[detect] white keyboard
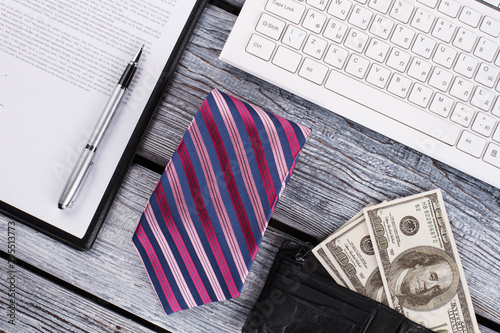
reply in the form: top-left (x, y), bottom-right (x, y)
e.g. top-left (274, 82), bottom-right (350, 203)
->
top-left (220, 0), bottom-right (500, 189)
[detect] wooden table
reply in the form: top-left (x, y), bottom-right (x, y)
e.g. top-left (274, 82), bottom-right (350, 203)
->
top-left (1, 1), bottom-right (499, 332)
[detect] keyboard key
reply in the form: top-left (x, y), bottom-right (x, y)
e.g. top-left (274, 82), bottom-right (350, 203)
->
top-left (412, 34), bottom-right (436, 59)
top-left (453, 28), bottom-right (477, 52)
top-left (344, 28), bottom-right (369, 52)
top-left (345, 54), bottom-right (370, 78)
top-left (411, 8), bottom-right (435, 33)
top-left (417, 0), bottom-right (438, 8)
top-left (365, 38), bottom-right (390, 62)
top-left (483, 143), bottom-right (500, 168)
top-left (369, 14), bottom-right (395, 39)
top-left (387, 73), bottom-right (412, 97)
top-left (480, 16), bottom-right (500, 38)
top-left (474, 38), bottom-right (498, 62)
top-left (458, 7), bottom-right (481, 28)
top-left (408, 57), bottom-right (432, 82)
top-left (454, 53), bottom-right (478, 78)
top-left (282, 26), bottom-right (307, 49)
top-left (303, 35), bottom-right (328, 59)
top-left (438, 0), bottom-right (461, 18)
top-left (265, 0), bottom-right (306, 24)
top-left (323, 19), bottom-right (349, 43)
top-left (324, 71), bottom-right (461, 145)
top-left (246, 34), bottom-right (276, 61)
top-left (492, 98), bottom-right (500, 117)
top-left (457, 131), bottom-right (486, 157)
top-left (450, 77), bottom-right (474, 101)
top-left (302, 9), bottom-right (327, 33)
top-left (433, 44), bottom-right (457, 68)
top-left (430, 93), bottom-right (454, 117)
top-left (256, 13), bottom-right (286, 40)
top-left (328, 0), bottom-right (353, 20)
top-left (429, 67), bottom-right (453, 91)
top-left (475, 63), bottom-right (499, 88)
top-left (391, 24), bottom-right (416, 49)
top-left (307, 0), bottom-right (329, 11)
top-left (390, 1), bottom-right (414, 23)
top-left (451, 103), bottom-right (475, 127)
top-left (299, 58), bottom-right (328, 84)
top-left (273, 46), bottom-right (302, 72)
top-left (324, 45), bottom-right (349, 68)
top-left (472, 112), bottom-right (496, 136)
top-left (369, 0), bottom-right (392, 13)
top-left (493, 124), bottom-right (500, 142)
top-left (409, 83), bottom-right (433, 107)
top-left (432, 18), bottom-right (456, 42)
top-left (386, 48), bottom-right (411, 72)
top-left (471, 87), bottom-right (495, 111)
top-left (349, 5), bottom-right (373, 30)
top-left (366, 63), bottom-right (391, 87)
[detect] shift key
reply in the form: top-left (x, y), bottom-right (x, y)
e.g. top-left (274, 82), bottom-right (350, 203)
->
top-left (265, 0), bottom-right (306, 24)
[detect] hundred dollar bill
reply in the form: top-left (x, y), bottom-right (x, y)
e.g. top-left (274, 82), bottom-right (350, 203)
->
top-left (322, 214), bottom-right (388, 305)
top-left (313, 206), bottom-right (373, 289)
top-left (313, 246), bottom-right (347, 287)
top-left (364, 189), bottom-right (480, 333)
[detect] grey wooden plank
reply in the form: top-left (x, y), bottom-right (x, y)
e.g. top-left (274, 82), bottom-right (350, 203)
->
top-left (221, 0), bottom-right (245, 8)
top-left (0, 3), bottom-right (498, 332)
top-left (478, 324), bottom-right (500, 333)
top-left (0, 256), bottom-right (155, 333)
top-left (135, 3), bottom-right (500, 325)
top-left (0, 163), bottom-right (287, 332)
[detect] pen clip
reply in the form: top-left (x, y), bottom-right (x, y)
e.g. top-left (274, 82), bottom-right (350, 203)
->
top-left (58, 146), bottom-right (95, 209)
top-left (70, 160), bottom-right (94, 208)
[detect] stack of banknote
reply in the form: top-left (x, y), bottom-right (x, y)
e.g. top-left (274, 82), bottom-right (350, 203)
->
top-left (313, 189), bottom-right (480, 333)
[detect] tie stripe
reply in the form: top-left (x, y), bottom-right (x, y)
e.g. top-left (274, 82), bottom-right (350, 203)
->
top-left (165, 164), bottom-right (227, 300)
top-left (133, 89), bottom-right (311, 314)
top-left (189, 120), bottom-right (248, 281)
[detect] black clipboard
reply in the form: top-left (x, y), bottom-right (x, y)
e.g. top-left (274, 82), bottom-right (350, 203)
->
top-left (0, 0), bottom-right (208, 251)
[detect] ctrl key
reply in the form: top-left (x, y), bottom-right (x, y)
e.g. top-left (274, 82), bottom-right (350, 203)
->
top-left (246, 34), bottom-right (276, 61)
top-left (484, 143), bottom-right (500, 169)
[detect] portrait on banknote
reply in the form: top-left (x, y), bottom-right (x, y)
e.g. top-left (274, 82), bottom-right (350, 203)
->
top-left (387, 247), bottom-right (459, 311)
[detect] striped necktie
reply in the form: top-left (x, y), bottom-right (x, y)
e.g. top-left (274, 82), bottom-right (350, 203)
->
top-left (133, 89), bottom-right (311, 314)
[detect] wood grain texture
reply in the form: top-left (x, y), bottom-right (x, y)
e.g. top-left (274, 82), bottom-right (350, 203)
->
top-left (0, 164), bottom-right (288, 332)
top-left (0, 256), bottom-right (155, 332)
top-left (0, 2), bottom-right (498, 332)
top-left (135, 3), bottom-right (500, 325)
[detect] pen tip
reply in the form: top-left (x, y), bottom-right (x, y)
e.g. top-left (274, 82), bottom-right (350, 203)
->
top-left (132, 45), bottom-right (143, 64)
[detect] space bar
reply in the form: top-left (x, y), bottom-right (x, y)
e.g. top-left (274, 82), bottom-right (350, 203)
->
top-left (324, 74), bottom-right (461, 146)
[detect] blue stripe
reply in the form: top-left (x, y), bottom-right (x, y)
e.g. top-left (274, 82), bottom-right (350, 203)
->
top-left (208, 93), bottom-right (267, 245)
top-left (182, 126), bottom-right (244, 288)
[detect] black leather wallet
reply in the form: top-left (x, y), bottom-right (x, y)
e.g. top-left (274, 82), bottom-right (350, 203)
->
top-left (242, 240), bottom-right (434, 333)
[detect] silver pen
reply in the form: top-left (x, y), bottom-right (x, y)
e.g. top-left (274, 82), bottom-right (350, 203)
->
top-left (58, 46), bottom-right (143, 210)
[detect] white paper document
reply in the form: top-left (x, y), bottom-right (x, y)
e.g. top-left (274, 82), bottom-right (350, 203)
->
top-left (0, 0), bottom-right (197, 238)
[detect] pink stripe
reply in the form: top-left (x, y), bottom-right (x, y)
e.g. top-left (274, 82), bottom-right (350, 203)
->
top-left (230, 96), bottom-right (277, 208)
top-left (298, 124), bottom-right (312, 140)
top-left (251, 104), bottom-right (288, 184)
top-left (154, 183), bottom-right (212, 304)
top-left (178, 139), bottom-right (241, 297)
top-left (166, 165), bottom-right (226, 300)
top-left (143, 204), bottom-right (197, 308)
top-left (276, 115), bottom-right (301, 158)
top-left (135, 223), bottom-right (182, 313)
top-left (189, 120), bottom-right (248, 282)
top-left (213, 90), bottom-right (268, 233)
top-left (199, 101), bottom-right (258, 260)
